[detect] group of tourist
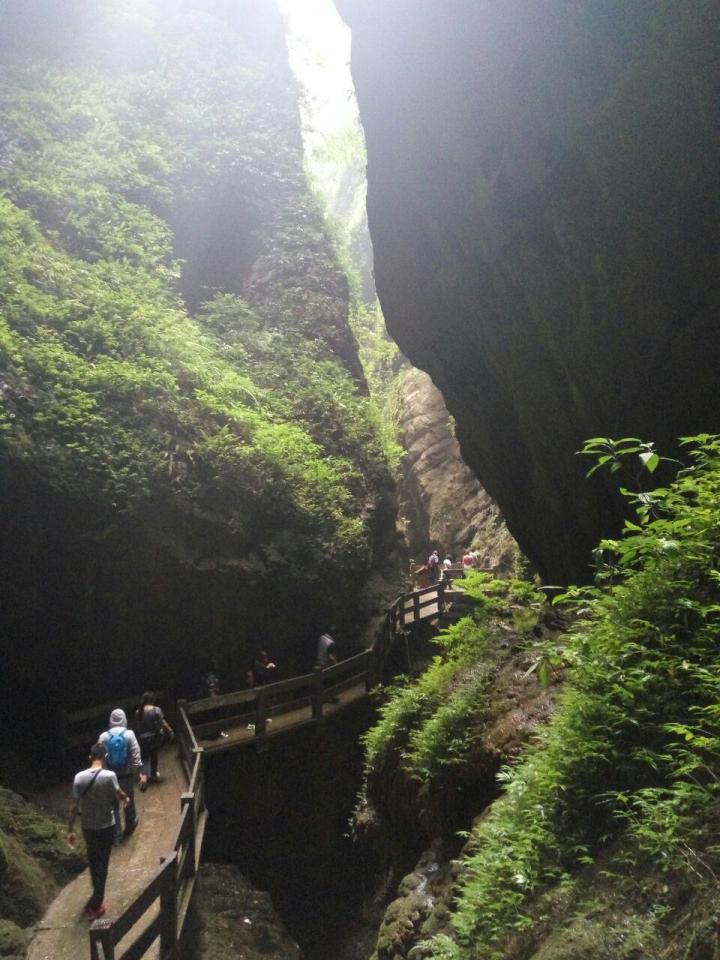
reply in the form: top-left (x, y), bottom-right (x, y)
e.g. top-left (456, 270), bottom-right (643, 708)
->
top-left (423, 547), bottom-right (481, 584)
top-left (69, 632), bottom-right (341, 922)
top-left (67, 693), bottom-right (174, 921)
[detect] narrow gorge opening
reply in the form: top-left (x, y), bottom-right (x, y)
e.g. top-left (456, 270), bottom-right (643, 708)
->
top-left (5, 3), bottom-right (718, 960)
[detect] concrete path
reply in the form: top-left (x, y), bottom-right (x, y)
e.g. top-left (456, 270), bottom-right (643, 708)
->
top-left (29, 745), bottom-right (183, 960)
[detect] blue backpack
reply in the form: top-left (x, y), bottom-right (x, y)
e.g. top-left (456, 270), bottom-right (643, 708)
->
top-left (107, 730), bottom-right (128, 771)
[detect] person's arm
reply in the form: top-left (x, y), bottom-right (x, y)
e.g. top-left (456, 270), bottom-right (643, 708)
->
top-left (67, 796), bottom-right (80, 846)
top-left (127, 731), bottom-right (146, 783)
top-left (161, 718), bottom-right (174, 739)
top-left (110, 770), bottom-right (129, 807)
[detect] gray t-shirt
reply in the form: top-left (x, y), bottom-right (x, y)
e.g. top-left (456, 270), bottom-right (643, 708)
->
top-left (73, 768), bottom-right (119, 831)
top-left (316, 633), bottom-right (336, 667)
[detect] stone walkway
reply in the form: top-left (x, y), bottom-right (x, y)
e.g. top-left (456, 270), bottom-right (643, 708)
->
top-left (28, 745), bottom-right (183, 960)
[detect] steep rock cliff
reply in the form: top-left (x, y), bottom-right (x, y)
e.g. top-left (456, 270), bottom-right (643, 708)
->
top-left (0, 0), bottom-right (397, 743)
top-left (336, 0), bottom-right (720, 582)
top-left (397, 367), bottom-right (517, 569)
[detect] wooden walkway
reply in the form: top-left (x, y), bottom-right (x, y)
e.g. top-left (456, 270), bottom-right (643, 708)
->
top-left (35, 580), bottom-right (462, 960)
top-left (200, 678), bottom-right (367, 753)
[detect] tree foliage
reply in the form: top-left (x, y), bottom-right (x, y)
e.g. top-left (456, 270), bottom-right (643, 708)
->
top-left (0, 1), bottom-right (392, 587)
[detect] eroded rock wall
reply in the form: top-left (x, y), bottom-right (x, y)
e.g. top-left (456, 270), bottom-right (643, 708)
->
top-left (397, 366), bottom-right (517, 570)
top-left (336, 0), bottom-right (720, 582)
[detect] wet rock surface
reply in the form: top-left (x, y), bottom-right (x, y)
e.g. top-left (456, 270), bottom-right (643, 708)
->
top-left (183, 864), bottom-right (302, 960)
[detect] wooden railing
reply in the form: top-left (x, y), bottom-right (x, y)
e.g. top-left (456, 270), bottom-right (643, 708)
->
top-left (64, 692), bottom-right (169, 752)
top-left (80, 579), bottom-right (455, 959)
top-left (182, 649), bottom-right (374, 741)
top-left (387, 579), bottom-right (449, 635)
top-left (181, 581), bottom-right (461, 744)
top-left (89, 704), bottom-right (205, 960)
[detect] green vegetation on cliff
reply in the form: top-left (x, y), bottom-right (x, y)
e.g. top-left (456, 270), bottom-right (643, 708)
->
top-left (0, 788), bottom-right (83, 956)
top-left (0, 0), bottom-right (396, 701)
top-left (365, 576), bottom-right (545, 784)
top-left (378, 436), bottom-right (720, 960)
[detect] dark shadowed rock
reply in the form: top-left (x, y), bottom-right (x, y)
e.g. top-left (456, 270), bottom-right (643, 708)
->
top-left (336, 0), bottom-right (720, 582)
top-left (183, 864), bottom-right (302, 960)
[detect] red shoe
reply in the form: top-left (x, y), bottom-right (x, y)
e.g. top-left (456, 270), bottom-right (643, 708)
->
top-left (86, 903), bottom-right (107, 921)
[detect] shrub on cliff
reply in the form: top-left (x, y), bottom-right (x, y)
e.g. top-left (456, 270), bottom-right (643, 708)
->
top-left (0, 2), bottom-right (390, 593)
top-left (425, 436), bottom-right (720, 959)
top-left (363, 575), bottom-right (546, 782)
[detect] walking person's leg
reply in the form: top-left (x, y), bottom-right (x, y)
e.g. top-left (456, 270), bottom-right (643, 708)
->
top-left (93, 825), bottom-right (114, 908)
top-left (150, 740), bottom-right (159, 780)
top-left (84, 826), bottom-right (114, 912)
top-left (139, 739), bottom-right (151, 789)
top-left (122, 775), bottom-right (138, 836)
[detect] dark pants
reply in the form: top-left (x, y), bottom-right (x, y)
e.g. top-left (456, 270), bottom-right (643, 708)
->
top-left (112, 774), bottom-right (137, 843)
top-left (139, 736), bottom-right (159, 779)
top-left (83, 825), bottom-right (114, 910)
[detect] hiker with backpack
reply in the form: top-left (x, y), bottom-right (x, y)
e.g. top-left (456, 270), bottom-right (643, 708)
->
top-left (67, 741), bottom-right (129, 920)
top-left (99, 708), bottom-right (145, 844)
top-left (135, 692), bottom-right (174, 789)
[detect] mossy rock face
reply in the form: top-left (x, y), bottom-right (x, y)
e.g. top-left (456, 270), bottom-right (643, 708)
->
top-left (528, 911), bottom-right (659, 960)
top-left (184, 864), bottom-right (302, 960)
top-left (0, 788), bottom-right (83, 885)
top-left (0, 920), bottom-right (28, 959)
top-left (0, 787), bottom-right (84, 927)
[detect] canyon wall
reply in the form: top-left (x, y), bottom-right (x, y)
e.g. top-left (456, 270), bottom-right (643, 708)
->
top-left (397, 366), bottom-right (517, 570)
top-left (336, 0), bottom-right (720, 582)
top-left (0, 0), bottom-right (397, 745)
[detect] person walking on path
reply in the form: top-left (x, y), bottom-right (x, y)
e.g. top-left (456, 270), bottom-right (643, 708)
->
top-left (316, 628), bottom-right (339, 703)
top-left (67, 742), bottom-right (129, 920)
top-left (316, 629), bottom-right (338, 668)
top-left (252, 650), bottom-right (277, 686)
top-left (99, 708), bottom-right (145, 844)
top-left (427, 549), bottom-right (440, 583)
top-left (462, 550), bottom-right (476, 577)
top-left (135, 693), bottom-right (174, 789)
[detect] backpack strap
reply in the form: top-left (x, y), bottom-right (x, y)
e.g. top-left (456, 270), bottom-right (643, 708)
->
top-left (80, 769), bottom-right (102, 798)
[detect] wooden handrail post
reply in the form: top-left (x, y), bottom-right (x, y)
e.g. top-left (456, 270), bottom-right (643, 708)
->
top-left (181, 792), bottom-right (197, 878)
top-left (311, 666), bottom-right (324, 724)
top-left (413, 591), bottom-right (420, 621)
top-left (438, 580), bottom-right (446, 614)
top-left (160, 854), bottom-right (178, 958)
top-left (255, 689), bottom-right (267, 738)
top-left (90, 919), bottom-right (115, 960)
top-left (176, 700), bottom-right (189, 767)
